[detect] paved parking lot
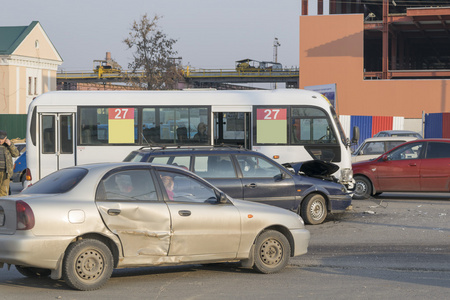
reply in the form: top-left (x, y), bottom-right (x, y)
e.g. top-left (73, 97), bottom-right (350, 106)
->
top-left (2, 186), bottom-right (449, 298)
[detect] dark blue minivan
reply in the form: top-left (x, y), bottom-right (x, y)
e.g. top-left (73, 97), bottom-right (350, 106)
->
top-left (124, 146), bottom-right (352, 225)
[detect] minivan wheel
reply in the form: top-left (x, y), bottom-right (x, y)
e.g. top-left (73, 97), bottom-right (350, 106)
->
top-left (353, 176), bottom-right (372, 199)
top-left (301, 194), bottom-right (327, 225)
top-left (62, 239), bottom-right (114, 291)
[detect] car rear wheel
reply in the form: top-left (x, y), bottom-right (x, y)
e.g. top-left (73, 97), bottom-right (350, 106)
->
top-left (62, 239), bottom-right (114, 291)
top-left (301, 194), bottom-right (327, 225)
top-left (353, 176), bottom-right (372, 199)
top-left (253, 230), bottom-right (290, 274)
top-left (15, 265), bottom-right (51, 278)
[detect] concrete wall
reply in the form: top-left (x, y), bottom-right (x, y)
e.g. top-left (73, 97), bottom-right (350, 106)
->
top-left (299, 14), bottom-right (450, 119)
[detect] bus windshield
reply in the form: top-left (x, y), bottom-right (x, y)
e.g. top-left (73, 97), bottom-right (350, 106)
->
top-left (330, 106), bottom-right (348, 146)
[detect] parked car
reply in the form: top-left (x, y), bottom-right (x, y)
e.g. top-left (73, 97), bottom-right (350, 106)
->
top-left (0, 162), bottom-right (310, 291)
top-left (352, 139), bottom-right (450, 199)
top-left (352, 136), bottom-right (418, 163)
top-left (11, 151), bottom-right (26, 185)
top-left (372, 130), bottom-right (422, 139)
top-left (11, 142), bottom-right (26, 163)
top-left (124, 146), bottom-right (352, 225)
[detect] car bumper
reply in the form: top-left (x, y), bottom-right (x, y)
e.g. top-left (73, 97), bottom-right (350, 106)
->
top-left (329, 194), bottom-right (352, 212)
top-left (0, 233), bottom-right (74, 270)
top-left (291, 228), bottom-right (310, 257)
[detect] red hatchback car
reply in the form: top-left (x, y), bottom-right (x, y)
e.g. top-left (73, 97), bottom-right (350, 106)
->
top-left (352, 139), bottom-right (450, 199)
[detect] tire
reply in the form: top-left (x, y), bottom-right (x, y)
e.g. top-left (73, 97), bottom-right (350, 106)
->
top-left (300, 194), bottom-right (327, 225)
top-left (253, 230), bottom-right (290, 274)
top-left (62, 239), bottom-right (114, 291)
top-left (15, 265), bottom-right (51, 278)
top-left (353, 176), bottom-right (372, 200)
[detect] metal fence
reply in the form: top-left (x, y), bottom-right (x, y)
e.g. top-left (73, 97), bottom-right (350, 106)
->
top-left (0, 114), bottom-right (27, 139)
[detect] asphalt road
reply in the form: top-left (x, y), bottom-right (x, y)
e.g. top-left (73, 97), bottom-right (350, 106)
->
top-left (1, 188), bottom-right (449, 299)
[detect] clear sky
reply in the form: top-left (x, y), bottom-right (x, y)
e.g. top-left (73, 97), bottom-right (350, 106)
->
top-left (1, 0), bottom-right (301, 72)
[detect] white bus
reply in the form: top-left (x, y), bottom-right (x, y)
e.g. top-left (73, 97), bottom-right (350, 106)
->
top-left (25, 89), bottom-right (355, 187)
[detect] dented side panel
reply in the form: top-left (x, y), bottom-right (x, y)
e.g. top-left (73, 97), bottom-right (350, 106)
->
top-left (96, 201), bottom-right (171, 257)
top-left (167, 202), bottom-right (241, 259)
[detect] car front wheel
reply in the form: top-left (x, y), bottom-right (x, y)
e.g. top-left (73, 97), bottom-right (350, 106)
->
top-left (353, 176), bottom-right (372, 199)
top-left (301, 194), bottom-right (327, 225)
top-left (62, 239), bottom-right (114, 291)
top-left (253, 230), bottom-right (290, 274)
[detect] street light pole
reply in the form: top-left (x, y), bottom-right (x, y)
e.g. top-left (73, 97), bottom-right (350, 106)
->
top-left (273, 38), bottom-right (281, 89)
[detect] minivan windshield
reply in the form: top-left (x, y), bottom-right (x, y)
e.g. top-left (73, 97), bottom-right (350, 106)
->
top-left (21, 168), bottom-right (88, 194)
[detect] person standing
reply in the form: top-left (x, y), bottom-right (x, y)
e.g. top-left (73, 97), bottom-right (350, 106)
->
top-left (0, 130), bottom-right (20, 196)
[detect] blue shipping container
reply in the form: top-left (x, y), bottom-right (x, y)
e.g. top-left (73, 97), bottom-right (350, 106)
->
top-left (350, 116), bottom-right (372, 149)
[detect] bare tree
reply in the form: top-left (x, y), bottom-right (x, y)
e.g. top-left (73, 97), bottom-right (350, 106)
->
top-left (123, 14), bottom-right (183, 90)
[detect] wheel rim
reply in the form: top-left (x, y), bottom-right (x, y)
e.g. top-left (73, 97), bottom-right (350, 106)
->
top-left (355, 180), bottom-right (367, 197)
top-left (75, 249), bottom-right (105, 281)
top-left (310, 198), bottom-right (325, 220)
top-left (259, 238), bottom-right (283, 266)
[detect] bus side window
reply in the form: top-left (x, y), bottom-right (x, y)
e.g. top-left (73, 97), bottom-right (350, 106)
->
top-left (81, 126), bottom-right (91, 144)
top-left (43, 128), bottom-right (55, 153)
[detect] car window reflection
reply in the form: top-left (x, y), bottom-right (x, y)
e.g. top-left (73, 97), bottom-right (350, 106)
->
top-left (157, 170), bottom-right (217, 203)
top-left (387, 143), bottom-right (423, 161)
top-left (96, 170), bottom-right (157, 201)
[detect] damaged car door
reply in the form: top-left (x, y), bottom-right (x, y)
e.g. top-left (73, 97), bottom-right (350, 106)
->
top-left (156, 168), bottom-right (241, 260)
top-left (95, 168), bottom-right (171, 260)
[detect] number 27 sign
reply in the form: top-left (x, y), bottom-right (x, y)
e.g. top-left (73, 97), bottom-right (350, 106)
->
top-left (108, 108), bottom-right (134, 143)
top-left (257, 108), bottom-right (287, 120)
top-left (256, 108), bottom-right (287, 144)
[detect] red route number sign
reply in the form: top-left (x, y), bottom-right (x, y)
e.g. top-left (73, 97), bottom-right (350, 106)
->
top-left (256, 108), bottom-right (287, 120)
top-left (108, 108), bottom-right (134, 120)
top-left (256, 108), bottom-right (287, 144)
top-left (108, 108), bottom-right (135, 143)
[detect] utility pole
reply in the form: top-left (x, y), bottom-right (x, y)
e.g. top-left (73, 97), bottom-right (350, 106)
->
top-left (273, 37), bottom-right (281, 89)
top-left (273, 37), bottom-right (280, 63)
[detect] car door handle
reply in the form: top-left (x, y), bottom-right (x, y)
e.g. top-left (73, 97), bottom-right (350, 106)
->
top-left (245, 183), bottom-right (257, 188)
top-left (107, 209), bottom-right (121, 216)
top-left (409, 163), bottom-right (417, 166)
top-left (178, 210), bottom-right (191, 216)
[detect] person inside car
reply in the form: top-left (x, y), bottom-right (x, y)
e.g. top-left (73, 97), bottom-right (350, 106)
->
top-left (161, 175), bottom-right (174, 200)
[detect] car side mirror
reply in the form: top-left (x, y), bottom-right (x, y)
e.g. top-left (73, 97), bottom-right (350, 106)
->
top-left (275, 172), bottom-right (286, 181)
top-left (219, 192), bottom-right (228, 204)
top-left (381, 154), bottom-right (388, 161)
top-left (352, 126), bottom-right (360, 144)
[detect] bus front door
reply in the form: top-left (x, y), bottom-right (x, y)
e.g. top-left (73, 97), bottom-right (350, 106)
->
top-left (213, 112), bottom-right (251, 149)
top-left (39, 113), bottom-right (75, 179)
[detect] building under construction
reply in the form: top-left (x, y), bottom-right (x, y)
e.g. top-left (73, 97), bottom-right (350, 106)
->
top-left (300, 0), bottom-right (450, 133)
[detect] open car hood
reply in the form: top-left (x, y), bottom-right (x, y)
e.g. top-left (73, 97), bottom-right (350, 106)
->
top-left (283, 160), bottom-right (340, 177)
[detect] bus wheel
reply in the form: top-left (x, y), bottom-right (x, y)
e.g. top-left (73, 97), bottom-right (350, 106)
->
top-left (301, 194), bottom-right (327, 225)
top-left (353, 176), bottom-right (372, 200)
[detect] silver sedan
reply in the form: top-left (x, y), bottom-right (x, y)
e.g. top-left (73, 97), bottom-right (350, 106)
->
top-left (0, 162), bottom-right (310, 291)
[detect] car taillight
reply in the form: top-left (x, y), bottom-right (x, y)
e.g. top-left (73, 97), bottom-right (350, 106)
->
top-left (25, 168), bottom-right (32, 181)
top-left (16, 200), bottom-right (35, 230)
